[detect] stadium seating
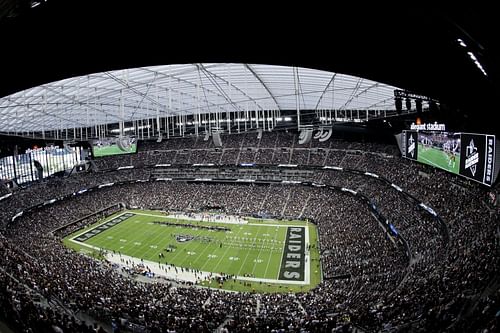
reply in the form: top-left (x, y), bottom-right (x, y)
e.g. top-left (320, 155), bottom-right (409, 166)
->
top-left (0, 135), bottom-right (498, 333)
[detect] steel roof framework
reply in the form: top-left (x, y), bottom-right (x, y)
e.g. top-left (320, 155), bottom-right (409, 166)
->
top-left (0, 63), bottom-right (401, 134)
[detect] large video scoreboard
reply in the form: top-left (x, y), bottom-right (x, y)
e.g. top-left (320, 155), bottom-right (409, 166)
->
top-left (402, 130), bottom-right (496, 186)
top-left (91, 136), bottom-right (137, 158)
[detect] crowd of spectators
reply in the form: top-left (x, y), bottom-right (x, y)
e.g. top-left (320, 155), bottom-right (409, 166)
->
top-left (92, 132), bottom-right (398, 171)
top-left (0, 133), bottom-right (498, 333)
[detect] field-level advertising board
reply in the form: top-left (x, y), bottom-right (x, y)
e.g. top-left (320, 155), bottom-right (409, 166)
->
top-left (401, 130), bottom-right (496, 186)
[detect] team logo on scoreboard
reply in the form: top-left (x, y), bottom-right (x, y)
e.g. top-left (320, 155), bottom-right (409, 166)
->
top-left (408, 134), bottom-right (416, 158)
top-left (465, 139), bottom-right (479, 176)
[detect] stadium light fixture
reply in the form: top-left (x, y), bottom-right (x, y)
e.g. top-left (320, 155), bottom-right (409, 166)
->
top-left (467, 52), bottom-right (487, 76)
top-left (457, 38), bottom-right (467, 47)
top-left (406, 98), bottom-right (412, 111)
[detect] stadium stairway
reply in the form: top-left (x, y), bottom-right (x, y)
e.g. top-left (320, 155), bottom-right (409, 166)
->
top-left (215, 315), bottom-right (234, 333)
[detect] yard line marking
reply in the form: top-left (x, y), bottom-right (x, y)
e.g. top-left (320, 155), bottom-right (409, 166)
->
top-left (117, 219), bottom-right (143, 253)
top-left (263, 226), bottom-right (281, 278)
top-left (137, 220), bottom-right (175, 259)
top-left (206, 226), bottom-right (246, 273)
top-left (236, 225), bottom-right (262, 276)
top-left (249, 226), bottom-right (268, 277)
top-left (174, 221), bottom-right (227, 269)
top-left (189, 233), bottom-right (221, 268)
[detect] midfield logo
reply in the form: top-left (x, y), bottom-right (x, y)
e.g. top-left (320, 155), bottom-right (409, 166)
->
top-left (175, 234), bottom-right (195, 243)
top-left (465, 139), bottom-right (479, 176)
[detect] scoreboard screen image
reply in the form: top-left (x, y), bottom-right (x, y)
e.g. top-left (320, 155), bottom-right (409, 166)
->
top-left (92, 137), bottom-right (137, 158)
top-left (402, 131), bottom-right (496, 186)
top-left (417, 132), bottom-right (461, 175)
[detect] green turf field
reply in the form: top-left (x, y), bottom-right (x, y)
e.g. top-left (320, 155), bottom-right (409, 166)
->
top-left (64, 210), bottom-right (321, 293)
top-left (417, 143), bottom-right (460, 174)
top-left (92, 143), bottom-right (137, 157)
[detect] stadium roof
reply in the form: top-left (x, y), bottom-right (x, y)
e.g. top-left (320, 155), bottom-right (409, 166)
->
top-left (0, 64), bottom-right (401, 133)
top-left (0, 2), bottom-right (497, 135)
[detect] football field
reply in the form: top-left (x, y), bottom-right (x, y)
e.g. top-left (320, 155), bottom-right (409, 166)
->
top-left (64, 210), bottom-right (321, 292)
top-left (417, 143), bottom-right (460, 174)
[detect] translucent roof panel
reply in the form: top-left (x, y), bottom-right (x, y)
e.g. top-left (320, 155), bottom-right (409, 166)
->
top-left (0, 63), bottom-right (401, 132)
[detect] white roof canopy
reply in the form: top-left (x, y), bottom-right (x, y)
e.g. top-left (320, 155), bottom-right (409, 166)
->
top-left (0, 63), bottom-right (400, 132)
